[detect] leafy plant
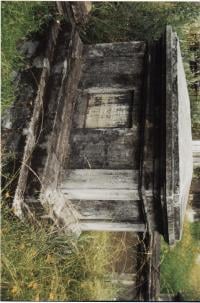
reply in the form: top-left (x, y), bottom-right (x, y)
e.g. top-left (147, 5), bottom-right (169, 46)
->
top-left (160, 220), bottom-right (200, 301)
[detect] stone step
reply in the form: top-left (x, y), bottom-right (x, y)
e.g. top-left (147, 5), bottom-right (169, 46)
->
top-left (83, 41), bottom-right (146, 58)
top-left (59, 169), bottom-right (139, 189)
top-left (60, 188), bottom-right (140, 201)
top-left (58, 169), bottom-right (142, 221)
top-left (80, 221), bottom-right (145, 232)
top-left (58, 169), bottom-right (143, 220)
top-left (66, 200), bottom-right (143, 222)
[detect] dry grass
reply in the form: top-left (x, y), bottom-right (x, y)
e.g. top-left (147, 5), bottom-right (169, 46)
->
top-left (1, 204), bottom-right (121, 301)
top-left (1, 203), bottom-right (140, 301)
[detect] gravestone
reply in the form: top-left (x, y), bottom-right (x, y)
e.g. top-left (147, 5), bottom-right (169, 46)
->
top-left (9, 2), bottom-right (193, 247)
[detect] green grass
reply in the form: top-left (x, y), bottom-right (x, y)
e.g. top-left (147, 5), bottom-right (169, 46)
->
top-left (190, 221), bottom-right (200, 242)
top-left (160, 220), bottom-right (200, 301)
top-left (83, 2), bottom-right (200, 44)
top-left (1, 204), bottom-right (121, 301)
top-left (1, 1), bottom-right (55, 112)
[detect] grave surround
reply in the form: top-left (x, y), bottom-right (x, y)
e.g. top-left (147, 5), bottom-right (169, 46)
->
top-left (8, 2), bottom-right (193, 247)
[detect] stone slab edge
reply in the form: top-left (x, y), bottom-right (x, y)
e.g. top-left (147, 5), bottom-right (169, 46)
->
top-left (12, 22), bottom-right (60, 218)
top-left (165, 26), bottom-right (193, 244)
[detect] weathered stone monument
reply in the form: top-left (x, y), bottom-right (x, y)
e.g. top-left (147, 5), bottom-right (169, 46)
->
top-left (9, 2), bottom-right (193, 247)
top-left (1, 2), bottom-right (195, 301)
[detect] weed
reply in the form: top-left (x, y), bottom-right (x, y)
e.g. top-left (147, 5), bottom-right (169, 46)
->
top-left (160, 220), bottom-right (200, 301)
top-left (1, 1), bottom-right (56, 112)
top-left (1, 203), bottom-right (122, 301)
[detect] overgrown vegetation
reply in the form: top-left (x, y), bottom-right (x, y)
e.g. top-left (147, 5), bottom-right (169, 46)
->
top-left (83, 2), bottom-right (200, 43)
top-left (1, 1), bottom-right (55, 112)
top-left (1, 204), bottom-right (125, 301)
top-left (160, 170), bottom-right (200, 299)
top-left (160, 220), bottom-right (200, 300)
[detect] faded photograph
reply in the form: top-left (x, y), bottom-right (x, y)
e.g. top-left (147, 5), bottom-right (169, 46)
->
top-left (1, 1), bottom-right (200, 302)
